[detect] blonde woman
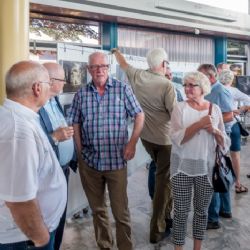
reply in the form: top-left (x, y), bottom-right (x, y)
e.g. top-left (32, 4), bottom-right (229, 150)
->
top-left (170, 71), bottom-right (228, 250)
top-left (220, 69), bottom-right (249, 193)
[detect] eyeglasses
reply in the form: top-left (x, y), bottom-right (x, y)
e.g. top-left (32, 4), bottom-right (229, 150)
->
top-left (50, 78), bottom-right (66, 84)
top-left (183, 83), bottom-right (200, 88)
top-left (163, 60), bottom-right (169, 66)
top-left (89, 64), bottom-right (109, 71)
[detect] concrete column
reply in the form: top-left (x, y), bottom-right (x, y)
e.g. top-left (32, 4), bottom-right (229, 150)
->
top-left (0, 0), bottom-right (29, 104)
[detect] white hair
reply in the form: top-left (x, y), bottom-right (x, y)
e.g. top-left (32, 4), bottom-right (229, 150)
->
top-left (88, 52), bottom-right (108, 65)
top-left (183, 71), bottom-right (211, 96)
top-left (146, 48), bottom-right (168, 69)
top-left (5, 60), bottom-right (48, 98)
top-left (219, 69), bottom-right (234, 86)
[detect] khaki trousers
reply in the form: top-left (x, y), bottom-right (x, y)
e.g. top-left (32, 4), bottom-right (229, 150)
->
top-left (78, 160), bottom-right (132, 250)
top-left (141, 139), bottom-right (172, 242)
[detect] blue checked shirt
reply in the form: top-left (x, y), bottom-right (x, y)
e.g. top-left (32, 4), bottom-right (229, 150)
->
top-left (69, 77), bottom-right (143, 171)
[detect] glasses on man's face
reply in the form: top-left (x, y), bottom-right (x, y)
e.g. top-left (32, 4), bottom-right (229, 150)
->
top-left (163, 60), bottom-right (169, 66)
top-left (50, 78), bottom-right (66, 84)
top-left (89, 64), bottom-right (109, 71)
top-left (183, 83), bottom-right (200, 89)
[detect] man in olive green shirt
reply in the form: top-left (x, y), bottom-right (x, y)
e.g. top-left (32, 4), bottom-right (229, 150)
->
top-left (112, 48), bottom-right (176, 243)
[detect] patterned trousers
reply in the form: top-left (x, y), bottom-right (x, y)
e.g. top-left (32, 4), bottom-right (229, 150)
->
top-left (171, 173), bottom-right (213, 246)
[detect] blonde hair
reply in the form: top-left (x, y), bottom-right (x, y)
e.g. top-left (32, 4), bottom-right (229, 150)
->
top-left (219, 70), bottom-right (234, 85)
top-left (183, 71), bottom-right (211, 95)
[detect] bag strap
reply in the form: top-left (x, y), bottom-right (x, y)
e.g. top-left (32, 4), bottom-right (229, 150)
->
top-left (208, 102), bottom-right (212, 116)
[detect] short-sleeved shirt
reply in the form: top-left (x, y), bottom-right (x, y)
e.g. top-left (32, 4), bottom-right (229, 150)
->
top-left (70, 77), bottom-right (142, 171)
top-left (125, 65), bottom-right (176, 145)
top-left (205, 81), bottom-right (234, 133)
top-left (0, 99), bottom-right (67, 244)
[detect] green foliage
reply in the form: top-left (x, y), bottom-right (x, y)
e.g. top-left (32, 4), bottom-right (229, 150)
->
top-left (30, 18), bottom-right (99, 42)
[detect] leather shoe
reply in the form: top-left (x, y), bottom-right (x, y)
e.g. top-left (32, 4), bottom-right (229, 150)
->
top-left (206, 221), bottom-right (220, 230)
top-left (219, 211), bottom-right (232, 218)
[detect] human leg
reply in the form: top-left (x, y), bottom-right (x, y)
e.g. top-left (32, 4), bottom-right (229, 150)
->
top-left (106, 167), bottom-right (132, 250)
top-left (193, 175), bottom-right (213, 247)
top-left (54, 167), bottom-right (70, 250)
top-left (230, 122), bottom-right (247, 192)
top-left (142, 140), bottom-right (172, 243)
top-left (148, 161), bottom-right (156, 200)
top-left (207, 192), bottom-right (220, 229)
top-left (219, 191), bottom-right (231, 215)
top-left (171, 173), bottom-right (193, 247)
top-left (78, 162), bottom-right (113, 249)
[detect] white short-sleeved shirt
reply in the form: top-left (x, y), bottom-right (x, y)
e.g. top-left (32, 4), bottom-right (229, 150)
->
top-left (170, 101), bottom-right (229, 181)
top-left (0, 99), bottom-right (67, 244)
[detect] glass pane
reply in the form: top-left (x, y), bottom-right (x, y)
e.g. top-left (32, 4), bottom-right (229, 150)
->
top-left (30, 18), bottom-right (100, 45)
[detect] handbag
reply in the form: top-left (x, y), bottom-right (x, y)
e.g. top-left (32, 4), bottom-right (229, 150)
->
top-left (208, 103), bottom-right (236, 193)
top-left (212, 146), bottom-right (236, 193)
top-left (234, 116), bottom-right (249, 137)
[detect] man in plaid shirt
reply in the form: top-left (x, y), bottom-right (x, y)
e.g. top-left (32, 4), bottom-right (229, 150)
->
top-left (70, 51), bottom-right (144, 250)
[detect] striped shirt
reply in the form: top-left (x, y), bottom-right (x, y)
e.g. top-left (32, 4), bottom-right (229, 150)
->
top-left (70, 77), bottom-right (142, 171)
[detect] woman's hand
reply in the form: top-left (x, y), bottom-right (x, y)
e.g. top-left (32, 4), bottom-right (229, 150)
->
top-left (212, 128), bottom-right (224, 147)
top-left (199, 115), bottom-right (213, 132)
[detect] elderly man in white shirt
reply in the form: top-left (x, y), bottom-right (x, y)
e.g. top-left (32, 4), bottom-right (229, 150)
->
top-left (0, 61), bottom-right (67, 250)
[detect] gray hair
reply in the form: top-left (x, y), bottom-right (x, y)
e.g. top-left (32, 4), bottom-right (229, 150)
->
top-left (197, 64), bottom-right (217, 78)
top-left (5, 60), bottom-right (48, 98)
top-left (183, 71), bottom-right (211, 96)
top-left (219, 70), bottom-right (234, 85)
top-left (88, 52), bottom-right (108, 65)
top-left (146, 48), bottom-right (168, 69)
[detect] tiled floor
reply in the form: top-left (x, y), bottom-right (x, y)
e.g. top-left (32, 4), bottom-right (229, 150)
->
top-left (62, 139), bottom-right (250, 250)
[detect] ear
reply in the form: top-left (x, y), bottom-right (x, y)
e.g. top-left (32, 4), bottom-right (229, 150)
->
top-left (32, 82), bottom-right (42, 97)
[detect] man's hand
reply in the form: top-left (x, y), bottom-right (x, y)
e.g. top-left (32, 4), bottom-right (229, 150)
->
top-left (124, 141), bottom-right (136, 161)
top-left (52, 126), bottom-right (74, 142)
top-left (110, 48), bottom-right (119, 54)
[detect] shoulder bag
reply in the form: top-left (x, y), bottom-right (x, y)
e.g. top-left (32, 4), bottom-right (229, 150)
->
top-left (208, 103), bottom-right (236, 193)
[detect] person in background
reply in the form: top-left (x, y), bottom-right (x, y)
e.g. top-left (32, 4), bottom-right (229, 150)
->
top-left (0, 61), bottom-right (67, 250)
top-left (230, 64), bottom-right (242, 87)
top-left (38, 62), bottom-right (77, 250)
top-left (219, 69), bottom-right (249, 193)
top-left (112, 48), bottom-right (176, 244)
top-left (70, 51), bottom-right (144, 250)
top-left (148, 65), bottom-right (184, 201)
top-left (166, 65), bottom-right (185, 102)
top-left (170, 71), bottom-right (228, 250)
top-left (217, 62), bottom-right (230, 75)
top-left (198, 64), bottom-right (234, 229)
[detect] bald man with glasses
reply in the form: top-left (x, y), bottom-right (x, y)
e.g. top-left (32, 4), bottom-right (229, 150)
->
top-left (38, 63), bottom-right (77, 250)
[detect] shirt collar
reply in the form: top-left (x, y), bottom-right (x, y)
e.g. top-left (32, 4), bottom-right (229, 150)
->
top-left (3, 98), bottom-right (40, 121)
top-left (211, 80), bottom-right (220, 89)
top-left (88, 77), bottom-right (113, 91)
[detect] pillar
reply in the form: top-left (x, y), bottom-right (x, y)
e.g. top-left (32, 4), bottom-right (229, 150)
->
top-left (102, 22), bottom-right (118, 51)
top-left (214, 37), bottom-right (227, 67)
top-left (0, 0), bottom-right (29, 104)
